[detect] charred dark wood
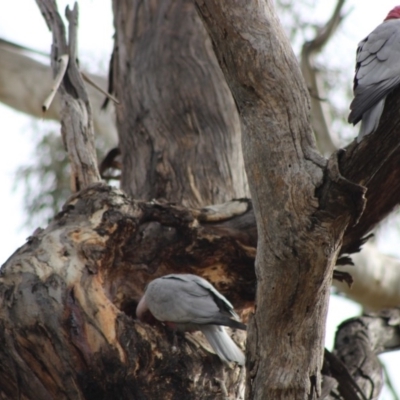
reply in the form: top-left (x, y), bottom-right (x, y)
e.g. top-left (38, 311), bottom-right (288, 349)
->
top-left (340, 86), bottom-right (400, 253)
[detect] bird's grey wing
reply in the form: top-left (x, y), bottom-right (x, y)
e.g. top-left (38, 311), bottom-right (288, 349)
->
top-left (145, 276), bottom-right (224, 325)
top-left (349, 20), bottom-right (400, 124)
top-left (170, 274), bottom-right (240, 319)
top-left (147, 274), bottom-right (246, 329)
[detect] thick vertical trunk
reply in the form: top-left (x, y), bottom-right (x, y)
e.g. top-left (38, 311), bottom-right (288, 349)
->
top-left (193, 1), bottom-right (363, 398)
top-left (112, 0), bottom-right (248, 206)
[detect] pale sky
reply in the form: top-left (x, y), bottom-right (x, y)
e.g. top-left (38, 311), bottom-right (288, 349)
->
top-left (0, 1), bottom-right (399, 398)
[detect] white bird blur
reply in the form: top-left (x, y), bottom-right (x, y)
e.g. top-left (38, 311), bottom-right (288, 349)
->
top-left (348, 6), bottom-right (400, 142)
top-left (136, 274), bottom-right (246, 365)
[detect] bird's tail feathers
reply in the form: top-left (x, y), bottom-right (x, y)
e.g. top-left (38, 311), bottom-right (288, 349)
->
top-left (357, 98), bottom-right (385, 142)
top-left (226, 318), bottom-right (247, 331)
top-left (201, 325), bottom-right (245, 365)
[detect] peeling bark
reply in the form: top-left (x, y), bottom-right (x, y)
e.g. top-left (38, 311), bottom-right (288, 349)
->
top-left (1, 183), bottom-right (398, 399)
top-left (3, 2), bottom-right (399, 315)
top-left (0, 185), bottom-right (246, 399)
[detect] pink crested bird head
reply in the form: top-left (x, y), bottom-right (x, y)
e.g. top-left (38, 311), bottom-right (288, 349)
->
top-left (384, 6), bottom-right (400, 20)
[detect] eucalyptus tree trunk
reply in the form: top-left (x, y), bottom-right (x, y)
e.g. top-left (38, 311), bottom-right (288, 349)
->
top-left (194, 0), bottom-right (400, 398)
top-left (195, 1), bottom-right (331, 397)
top-left (111, 0), bottom-right (248, 205)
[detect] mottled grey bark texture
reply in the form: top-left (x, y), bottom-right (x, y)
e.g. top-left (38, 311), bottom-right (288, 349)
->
top-left (0, 0), bottom-right (249, 398)
top-left (194, 0), bottom-right (400, 399)
top-left (195, 1), bottom-right (337, 398)
top-left (1, 183), bottom-right (397, 399)
top-left (111, 0), bottom-right (248, 206)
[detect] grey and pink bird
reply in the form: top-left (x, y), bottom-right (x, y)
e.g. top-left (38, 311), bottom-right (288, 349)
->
top-left (349, 6), bottom-right (400, 141)
top-left (136, 274), bottom-right (246, 365)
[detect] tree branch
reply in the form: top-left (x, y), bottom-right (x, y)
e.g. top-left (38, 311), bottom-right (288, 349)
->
top-left (339, 87), bottom-right (400, 252)
top-left (0, 39), bottom-right (117, 142)
top-left (35, 0), bottom-right (101, 191)
top-left (301, 0), bottom-right (346, 154)
top-left (335, 242), bottom-right (400, 310)
top-left (192, 0), bottom-right (400, 398)
top-left (323, 308), bottom-right (400, 399)
top-left (4, 1), bottom-right (398, 398)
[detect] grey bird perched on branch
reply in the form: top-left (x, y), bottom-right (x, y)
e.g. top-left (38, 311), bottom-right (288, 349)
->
top-left (136, 274), bottom-right (246, 365)
top-left (348, 6), bottom-right (400, 141)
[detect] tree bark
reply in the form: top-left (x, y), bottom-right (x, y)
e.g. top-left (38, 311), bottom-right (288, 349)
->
top-left (0, 1), bottom-right (250, 398)
top-left (2, 182), bottom-right (398, 399)
top-left (3, 2), bottom-right (399, 314)
top-left (2, 1), bottom-right (400, 399)
top-left (111, 0), bottom-right (248, 206)
top-left (0, 185), bottom-right (246, 400)
top-left (194, 1), bottom-right (336, 398)
top-left (36, 1), bottom-right (100, 191)
top-left (193, 0), bottom-right (398, 398)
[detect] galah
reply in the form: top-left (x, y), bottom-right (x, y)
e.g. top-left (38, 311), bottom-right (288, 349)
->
top-left (348, 6), bottom-right (400, 141)
top-left (136, 273), bottom-right (246, 365)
